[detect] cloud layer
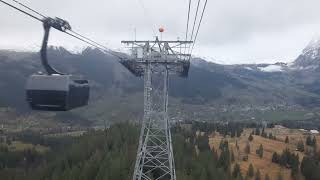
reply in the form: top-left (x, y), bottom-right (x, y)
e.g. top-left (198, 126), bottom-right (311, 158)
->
top-left (0, 0), bottom-right (320, 64)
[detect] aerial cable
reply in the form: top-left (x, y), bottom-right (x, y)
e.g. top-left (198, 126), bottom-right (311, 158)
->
top-left (0, 0), bottom-right (42, 22)
top-left (189, 0), bottom-right (208, 55)
top-left (65, 31), bottom-right (127, 60)
top-left (69, 29), bottom-right (125, 58)
top-left (64, 31), bottom-right (109, 53)
top-left (11, 0), bottom-right (46, 18)
top-left (0, 0), bottom-right (126, 60)
top-left (184, 0), bottom-right (192, 55)
top-left (70, 30), bottom-right (110, 50)
top-left (185, 0), bottom-right (192, 41)
top-left (189, 0), bottom-right (201, 43)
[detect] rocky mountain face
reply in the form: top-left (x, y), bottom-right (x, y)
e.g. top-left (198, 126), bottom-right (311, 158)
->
top-left (294, 38), bottom-right (320, 68)
top-left (288, 38), bottom-right (320, 99)
top-left (1, 39), bottom-right (320, 125)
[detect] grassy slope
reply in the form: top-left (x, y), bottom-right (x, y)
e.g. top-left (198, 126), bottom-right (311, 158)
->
top-left (209, 128), bottom-right (315, 180)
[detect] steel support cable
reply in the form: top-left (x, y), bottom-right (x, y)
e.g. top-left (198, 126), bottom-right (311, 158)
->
top-left (0, 0), bottom-right (126, 60)
top-left (0, 0), bottom-right (42, 22)
top-left (70, 30), bottom-right (110, 50)
top-left (65, 31), bottom-right (126, 60)
top-left (68, 30), bottom-right (126, 60)
top-left (184, 0), bottom-right (192, 55)
top-left (11, 0), bottom-right (46, 18)
top-left (64, 31), bottom-right (108, 52)
top-left (189, 0), bottom-right (201, 43)
top-left (189, 0), bottom-right (208, 56)
top-left (187, 0), bottom-right (201, 55)
top-left (185, 0), bottom-right (192, 41)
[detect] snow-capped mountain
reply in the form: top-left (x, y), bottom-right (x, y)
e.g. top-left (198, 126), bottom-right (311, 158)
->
top-left (302, 38), bottom-right (320, 59)
top-left (197, 37), bottom-right (320, 74)
top-left (292, 37), bottom-right (320, 69)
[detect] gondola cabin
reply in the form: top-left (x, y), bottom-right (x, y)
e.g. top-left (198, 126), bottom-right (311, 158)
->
top-left (26, 74), bottom-right (89, 111)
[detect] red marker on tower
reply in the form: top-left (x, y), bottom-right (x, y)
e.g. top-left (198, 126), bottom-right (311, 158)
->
top-left (159, 27), bottom-right (164, 40)
top-left (159, 27), bottom-right (164, 33)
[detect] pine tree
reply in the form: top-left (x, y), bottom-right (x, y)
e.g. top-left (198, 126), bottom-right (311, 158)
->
top-left (245, 142), bottom-right (251, 154)
top-left (312, 136), bottom-right (317, 147)
top-left (236, 140), bottom-right (239, 151)
top-left (243, 155), bottom-right (249, 161)
top-left (256, 144), bottom-right (263, 158)
top-left (306, 135), bottom-right (312, 146)
top-left (285, 136), bottom-right (289, 143)
top-left (291, 154), bottom-right (299, 178)
top-left (219, 139), bottom-right (225, 150)
top-left (252, 130), bottom-right (255, 135)
top-left (297, 140), bottom-right (304, 152)
top-left (272, 152), bottom-right (279, 163)
top-left (255, 169), bottom-right (261, 180)
top-left (232, 163), bottom-right (241, 178)
top-left (259, 144), bottom-right (263, 158)
top-left (247, 163), bottom-right (254, 177)
top-left (248, 134), bottom-right (254, 142)
top-left (217, 141), bottom-right (231, 171)
top-left (236, 128), bottom-right (242, 138)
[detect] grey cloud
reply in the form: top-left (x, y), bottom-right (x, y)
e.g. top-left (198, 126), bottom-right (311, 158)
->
top-left (0, 0), bottom-right (320, 64)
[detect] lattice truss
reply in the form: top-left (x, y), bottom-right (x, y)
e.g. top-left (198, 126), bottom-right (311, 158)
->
top-left (121, 37), bottom-right (192, 180)
top-left (133, 67), bottom-right (175, 180)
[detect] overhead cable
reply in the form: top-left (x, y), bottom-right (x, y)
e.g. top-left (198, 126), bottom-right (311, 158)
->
top-left (189, 0), bottom-right (201, 43)
top-left (0, 0), bottom-right (126, 60)
top-left (11, 0), bottom-right (46, 18)
top-left (184, 0), bottom-right (192, 55)
top-left (189, 0), bottom-right (208, 55)
top-left (0, 0), bottom-right (42, 22)
top-left (185, 0), bottom-right (192, 41)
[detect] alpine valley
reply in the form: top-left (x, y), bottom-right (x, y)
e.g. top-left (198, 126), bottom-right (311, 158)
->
top-left (1, 38), bottom-right (320, 128)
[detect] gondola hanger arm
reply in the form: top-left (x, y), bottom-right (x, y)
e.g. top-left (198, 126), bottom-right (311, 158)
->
top-left (40, 17), bottom-right (71, 75)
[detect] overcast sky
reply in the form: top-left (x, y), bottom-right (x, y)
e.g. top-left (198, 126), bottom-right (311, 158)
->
top-left (0, 0), bottom-right (320, 64)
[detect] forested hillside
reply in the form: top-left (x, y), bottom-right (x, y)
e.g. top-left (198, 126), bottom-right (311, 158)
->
top-left (2, 121), bottom-right (320, 180)
top-left (0, 123), bottom-right (241, 180)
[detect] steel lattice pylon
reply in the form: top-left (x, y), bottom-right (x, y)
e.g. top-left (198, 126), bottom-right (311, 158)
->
top-left (121, 37), bottom-right (192, 180)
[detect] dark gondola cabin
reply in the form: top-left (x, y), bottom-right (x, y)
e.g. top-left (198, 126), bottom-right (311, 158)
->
top-left (26, 75), bottom-right (89, 111)
top-left (24, 17), bottom-right (90, 111)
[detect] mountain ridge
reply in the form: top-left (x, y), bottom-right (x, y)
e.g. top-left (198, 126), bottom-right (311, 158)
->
top-left (1, 40), bottom-right (320, 125)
